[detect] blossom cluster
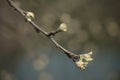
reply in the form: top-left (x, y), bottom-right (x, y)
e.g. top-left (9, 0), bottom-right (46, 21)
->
top-left (76, 51), bottom-right (93, 69)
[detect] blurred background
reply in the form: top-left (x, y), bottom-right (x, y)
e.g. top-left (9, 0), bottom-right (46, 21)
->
top-left (0, 0), bottom-right (120, 80)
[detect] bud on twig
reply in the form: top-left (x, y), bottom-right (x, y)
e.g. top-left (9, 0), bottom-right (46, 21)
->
top-left (58, 23), bottom-right (67, 32)
top-left (25, 11), bottom-right (35, 22)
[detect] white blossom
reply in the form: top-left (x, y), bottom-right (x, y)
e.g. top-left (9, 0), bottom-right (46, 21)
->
top-left (81, 51), bottom-right (93, 61)
top-left (76, 51), bottom-right (93, 69)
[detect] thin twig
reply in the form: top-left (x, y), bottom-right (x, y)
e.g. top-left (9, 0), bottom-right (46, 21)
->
top-left (6, 0), bottom-right (80, 62)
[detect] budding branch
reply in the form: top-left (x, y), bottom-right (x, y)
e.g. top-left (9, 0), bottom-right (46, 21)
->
top-left (6, 0), bottom-right (95, 69)
top-left (7, 0), bottom-right (80, 62)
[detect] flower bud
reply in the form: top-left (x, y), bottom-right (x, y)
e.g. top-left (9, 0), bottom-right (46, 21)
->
top-left (25, 11), bottom-right (35, 22)
top-left (76, 60), bottom-right (86, 69)
top-left (59, 23), bottom-right (67, 31)
top-left (82, 51), bottom-right (93, 61)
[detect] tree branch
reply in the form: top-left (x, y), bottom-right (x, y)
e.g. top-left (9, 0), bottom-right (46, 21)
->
top-left (6, 0), bottom-right (93, 69)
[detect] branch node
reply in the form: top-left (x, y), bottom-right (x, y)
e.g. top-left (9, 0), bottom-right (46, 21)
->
top-left (47, 29), bottom-right (62, 37)
top-left (47, 23), bottom-right (67, 37)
